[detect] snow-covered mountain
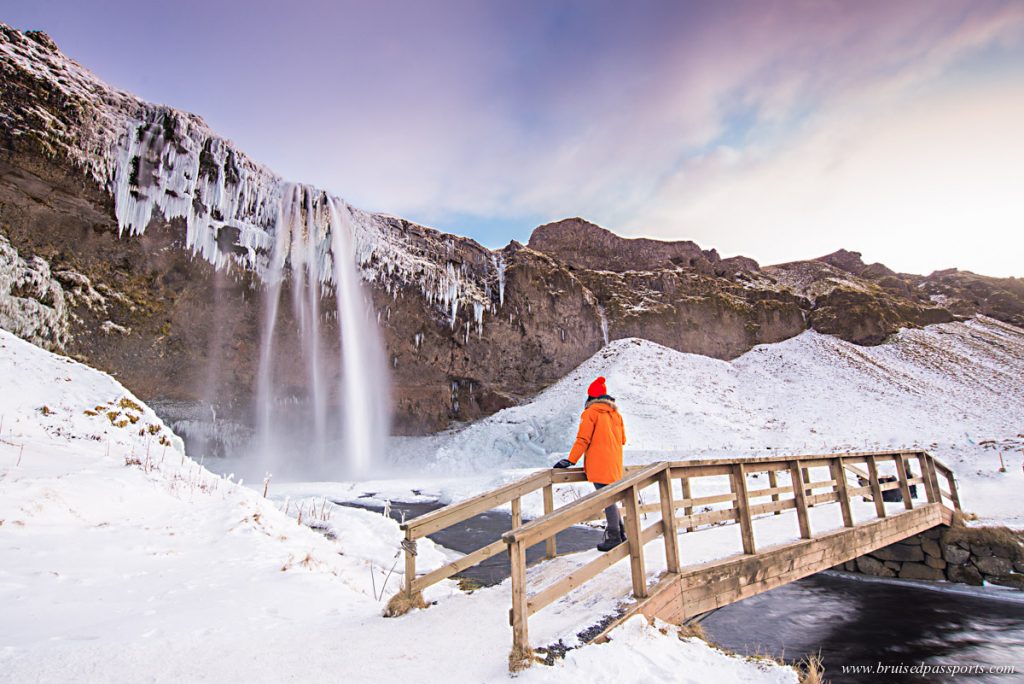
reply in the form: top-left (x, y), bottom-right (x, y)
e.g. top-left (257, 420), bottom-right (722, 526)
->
top-left (403, 316), bottom-right (1023, 523)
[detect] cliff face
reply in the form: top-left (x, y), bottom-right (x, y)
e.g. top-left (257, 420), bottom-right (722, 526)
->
top-left (1, 26), bottom-right (1021, 452)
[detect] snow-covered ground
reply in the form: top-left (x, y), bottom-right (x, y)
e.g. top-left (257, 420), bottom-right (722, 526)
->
top-left (0, 329), bottom-right (801, 682)
top-left (391, 316), bottom-right (1024, 527)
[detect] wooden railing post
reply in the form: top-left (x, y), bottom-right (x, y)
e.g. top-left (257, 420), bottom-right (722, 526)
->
top-left (681, 476), bottom-right (695, 532)
top-left (622, 485), bottom-right (647, 598)
top-left (802, 466), bottom-right (815, 507)
top-left (730, 463), bottom-right (756, 554)
top-left (893, 453), bottom-right (914, 510)
top-left (942, 462), bottom-right (962, 511)
top-left (542, 484), bottom-right (556, 559)
top-left (511, 496), bottom-right (522, 529)
top-left (919, 453), bottom-right (940, 504)
top-left (768, 468), bottom-right (781, 515)
top-left (866, 455), bottom-right (886, 518)
top-left (658, 469), bottom-right (681, 574)
top-left (403, 529), bottom-right (417, 598)
top-left (788, 460), bottom-right (812, 539)
top-left (508, 539), bottom-right (529, 660)
top-left (830, 457), bottom-right (854, 527)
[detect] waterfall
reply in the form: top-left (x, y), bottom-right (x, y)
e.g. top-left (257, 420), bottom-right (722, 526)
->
top-left (598, 304), bottom-right (610, 346)
top-left (328, 197), bottom-right (390, 476)
top-left (253, 184), bottom-right (390, 478)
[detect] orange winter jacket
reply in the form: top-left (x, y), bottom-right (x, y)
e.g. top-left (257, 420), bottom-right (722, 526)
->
top-left (567, 399), bottom-right (626, 485)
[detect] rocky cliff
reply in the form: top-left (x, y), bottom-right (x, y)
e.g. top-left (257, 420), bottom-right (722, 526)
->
top-left (1, 26), bottom-right (1022, 455)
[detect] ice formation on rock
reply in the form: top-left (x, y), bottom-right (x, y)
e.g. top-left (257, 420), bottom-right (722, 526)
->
top-left (0, 235), bottom-right (70, 350)
top-left (1, 26), bottom-right (496, 325)
top-left (1, 26), bottom-right (499, 473)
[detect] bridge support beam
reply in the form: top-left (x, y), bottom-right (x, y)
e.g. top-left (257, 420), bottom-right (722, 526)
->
top-left (595, 503), bottom-right (947, 636)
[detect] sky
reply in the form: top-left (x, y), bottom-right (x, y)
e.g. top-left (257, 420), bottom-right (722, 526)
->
top-left (3, 0), bottom-right (1023, 276)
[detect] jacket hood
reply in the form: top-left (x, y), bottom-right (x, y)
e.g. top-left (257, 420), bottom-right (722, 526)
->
top-left (585, 396), bottom-right (618, 411)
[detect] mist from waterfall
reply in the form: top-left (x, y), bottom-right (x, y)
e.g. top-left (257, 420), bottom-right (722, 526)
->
top-left (254, 184), bottom-right (391, 479)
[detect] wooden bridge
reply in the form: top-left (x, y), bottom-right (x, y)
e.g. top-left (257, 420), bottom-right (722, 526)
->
top-left (395, 450), bottom-right (961, 670)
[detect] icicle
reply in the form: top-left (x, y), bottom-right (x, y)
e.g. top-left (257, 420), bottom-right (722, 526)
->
top-left (473, 301), bottom-right (484, 337)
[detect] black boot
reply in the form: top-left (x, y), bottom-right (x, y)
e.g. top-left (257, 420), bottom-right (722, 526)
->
top-left (597, 527), bottom-right (625, 552)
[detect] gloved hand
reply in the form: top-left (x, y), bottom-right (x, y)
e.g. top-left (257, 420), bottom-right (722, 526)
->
top-left (553, 458), bottom-right (572, 469)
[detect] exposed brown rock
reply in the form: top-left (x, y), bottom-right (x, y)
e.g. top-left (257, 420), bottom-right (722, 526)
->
top-left (947, 563), bottom-right (983, 586)
top-left (921, 537), bottom-right (942, 558)
top-left (873, 542), bottom-right (925, 563)
top-left (899, 562), bottom-right (945, 581)
top-left (527, 218), bottom-right (747, 274)
top-left (974, 555), bottom-right (1014, 577)
top-left (856, 555), bottom-right (895, 577)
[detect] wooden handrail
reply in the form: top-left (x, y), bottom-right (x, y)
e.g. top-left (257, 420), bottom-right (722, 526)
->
top-left (401, 469), bottom-right (553, 538)
top-left (385, 448), bottom-right (960, 671)
top-left (396, 468), bottom-right (582, 602)
top-left (502, 463), bottom-right (668, 547)
top-left (499, 450), bottom-right (959, 670)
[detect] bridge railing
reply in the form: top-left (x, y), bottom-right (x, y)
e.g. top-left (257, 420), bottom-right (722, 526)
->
top-left (498, 450), bottom-right (959, 667)
top-left (394, 462), bottom-right (663, 600)
top-left (396, 468), bottom-right (586, 599)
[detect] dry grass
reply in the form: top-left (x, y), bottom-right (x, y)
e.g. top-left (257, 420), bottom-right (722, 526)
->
top-left (797, 654), bottom-right (826, 684)
top-left (457, 577), bottom-right (485, 593)
top-left (383, 590), bottom-right (428, 617)
top-left (507, 643), bottom-right (536, 673)
top-left (676, 621), bottom-right (706, 642)
top-left (950, 510), bottom-right (979, 525)
top-left (118, 397), bottom-right (144, 412)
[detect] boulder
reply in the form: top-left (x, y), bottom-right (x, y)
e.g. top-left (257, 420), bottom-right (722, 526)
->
top-left (856, 555), bottom-right (896, 577)
top-left (921, 528), bottom-right (942, 540)
top-left (947, 564), bottom-right (983, 586)
top-left (975, 555), bottom-right (1014, 577)
top-left (899, 563), bottom-right (946, 581)
top-left (873, 543), bottom-right (924, 563)
top-left (1015, 561), bottom-right (1024, 574)
top-left (884, 561), bottom-right (902, 572)
top-left (991, 544), bottom-right (1016, 559)
top-left (921, 537), bottom-right (942, 558)
top-left (942, 544), bottom-right (971, 565)
top-left (924, 555), bottom-right (946, 570)
top-left (971, 543), bottom-right (994, 558)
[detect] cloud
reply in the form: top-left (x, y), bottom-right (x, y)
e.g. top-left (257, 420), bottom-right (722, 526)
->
top-left (15, 0), bottom-right (1023, 271)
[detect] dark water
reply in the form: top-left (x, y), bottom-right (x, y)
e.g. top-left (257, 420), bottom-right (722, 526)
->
top-left (703, 573), bottom-right (1024, 683)
top-left (340, 499), bottom-right (604, 585)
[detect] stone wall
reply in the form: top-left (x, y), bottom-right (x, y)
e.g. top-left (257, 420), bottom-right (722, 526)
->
top-left (838, 525), bottom-right (1024, 590)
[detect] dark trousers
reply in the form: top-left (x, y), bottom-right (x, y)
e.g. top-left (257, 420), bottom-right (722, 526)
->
top-left (593, 483), bottom-right (623, 536)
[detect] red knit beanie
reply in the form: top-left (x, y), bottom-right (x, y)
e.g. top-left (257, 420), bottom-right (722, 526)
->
top-left (587, 376), bottom-right (607, 398)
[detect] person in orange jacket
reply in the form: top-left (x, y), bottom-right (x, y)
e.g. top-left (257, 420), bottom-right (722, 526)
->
top-left (553, 376), bottom-right (627, 551)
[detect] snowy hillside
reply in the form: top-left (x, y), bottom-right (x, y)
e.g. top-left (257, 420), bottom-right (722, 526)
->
top-left (401, 316), bottom-right (1024, 524)
top-left (0, 329), bottom-right (802, 682)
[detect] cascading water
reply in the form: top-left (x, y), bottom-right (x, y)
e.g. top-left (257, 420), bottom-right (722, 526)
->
top-left (254, 184), bottom-right (390, 478)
